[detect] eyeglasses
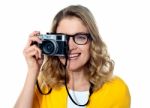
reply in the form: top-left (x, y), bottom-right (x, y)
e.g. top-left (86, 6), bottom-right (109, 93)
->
top-left (65, 33), bottom-right (91, 45)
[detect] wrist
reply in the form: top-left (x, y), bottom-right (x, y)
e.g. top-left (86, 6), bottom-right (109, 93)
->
top-left (27, 69), bottom-right (39, 82)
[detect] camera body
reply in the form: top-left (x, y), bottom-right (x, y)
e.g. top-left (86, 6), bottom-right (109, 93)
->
top-left (37, 33), bottom-right (68, 56)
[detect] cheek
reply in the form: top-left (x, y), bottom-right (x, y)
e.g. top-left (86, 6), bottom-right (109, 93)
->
top-left (86, 49), bottom-right (91, 60)
top-left (81, 44), bottom-right (91, 58)
top-left (86, 44), bottom-right (91, 60)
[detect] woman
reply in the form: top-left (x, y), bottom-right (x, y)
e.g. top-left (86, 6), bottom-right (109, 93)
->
top-left (15, 5), bottom-right (131, 108)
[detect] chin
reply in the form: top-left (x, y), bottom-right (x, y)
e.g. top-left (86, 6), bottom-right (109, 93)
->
top-left (67, 65), bottom-right (77, 71)
top-left (67, 63), bottom-right (85, 72)
top-left (67, 68), bottom-right (80, 72)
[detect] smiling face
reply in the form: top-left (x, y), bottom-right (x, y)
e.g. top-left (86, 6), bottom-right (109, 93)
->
top-left (56, 17), bottom-right (91, 72)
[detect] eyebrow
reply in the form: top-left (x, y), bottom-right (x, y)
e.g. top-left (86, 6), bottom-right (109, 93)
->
top-left (56, 32), bottom-right (90, 36)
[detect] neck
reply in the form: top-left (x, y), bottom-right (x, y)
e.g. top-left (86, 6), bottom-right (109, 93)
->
top-left (67, 70), bottom-right (90, 91)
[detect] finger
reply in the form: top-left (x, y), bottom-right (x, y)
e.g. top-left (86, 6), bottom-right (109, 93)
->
top-left (34, 45), bottom-right (42, 58)
top-left (38, 57), bottom-right (44, 65)
top-left (29, 31), bottom-right (40, 37)
top-left (24, 48), bottom-right (40, 61)
top-left (25, 32), bottom-right (42, 48)
top-left (34, 50), bottom-right (39, 60)
top-left (25, 37), bottom-right (41, 50)
top-left (31, 45), bottom-right (42, 58)
top-left (27, 50), bottom-right (38, 59)
top-left (24, 45), bottom-right (42, 58)
top-left (29, 37), bottom-right (39, 46)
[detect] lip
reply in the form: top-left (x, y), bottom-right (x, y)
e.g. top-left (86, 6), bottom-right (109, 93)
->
top-left (68, 53), bottom-right (81, 59)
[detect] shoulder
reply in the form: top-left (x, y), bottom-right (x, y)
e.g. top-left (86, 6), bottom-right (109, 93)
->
top-left (106, 75), bottom-right (129, 92)
top-left (90, 76), bottom-right (131, 108)
top-left (104, 75), bottom-right (131, 101)
top-left (107, 76), bottom-right (131, 107)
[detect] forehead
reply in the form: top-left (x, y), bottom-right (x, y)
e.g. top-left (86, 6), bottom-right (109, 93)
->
top-left (56, 17), bottom-right (88, 35)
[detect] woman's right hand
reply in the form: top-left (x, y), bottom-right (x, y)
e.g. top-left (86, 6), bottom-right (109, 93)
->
top-left (23, 31), bottom-right (43, 76)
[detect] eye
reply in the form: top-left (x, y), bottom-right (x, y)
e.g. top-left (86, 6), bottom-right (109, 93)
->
top-left (76, 35), bottom-right (87, 40)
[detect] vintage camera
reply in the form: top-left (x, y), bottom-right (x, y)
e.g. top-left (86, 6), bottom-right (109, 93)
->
top-left (37, 33), bottom-right (68, 56)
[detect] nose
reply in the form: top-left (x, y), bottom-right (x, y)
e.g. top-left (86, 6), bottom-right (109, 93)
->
top-left (68, 37), bottom-right (77, 51)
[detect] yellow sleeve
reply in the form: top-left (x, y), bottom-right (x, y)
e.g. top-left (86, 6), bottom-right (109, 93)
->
top-left (111, 76), bottom-right (131, 108)
top-left (88, 76), bottom-right (131, 108)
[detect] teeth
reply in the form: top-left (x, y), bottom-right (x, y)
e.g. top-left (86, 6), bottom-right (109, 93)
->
top-left (69, 53), bottom-right (80, 58)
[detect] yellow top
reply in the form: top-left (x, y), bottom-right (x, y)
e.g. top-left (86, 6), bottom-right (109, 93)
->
top-left (33, 76), bottom-right (131, 108)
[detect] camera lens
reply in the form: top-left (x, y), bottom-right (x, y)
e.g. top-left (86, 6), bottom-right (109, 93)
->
top-left (41, 40), bottom-right (57, 55)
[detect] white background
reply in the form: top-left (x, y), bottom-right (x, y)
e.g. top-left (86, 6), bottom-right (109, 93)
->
top-left (0, 0), bottom-right (150, 108)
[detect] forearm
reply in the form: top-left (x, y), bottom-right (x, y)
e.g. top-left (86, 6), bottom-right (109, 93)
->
top-left (14, 70), bottom-right (38, 108)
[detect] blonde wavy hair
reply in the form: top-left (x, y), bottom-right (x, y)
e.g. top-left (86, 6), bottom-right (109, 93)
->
top-left (39, 5), bottom-right (114, 91)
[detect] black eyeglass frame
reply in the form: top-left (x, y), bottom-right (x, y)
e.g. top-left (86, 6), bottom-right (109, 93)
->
top-left (54, 32), bottom-right (92, 45)
top-left (67, 33), bottom-right (92, 45)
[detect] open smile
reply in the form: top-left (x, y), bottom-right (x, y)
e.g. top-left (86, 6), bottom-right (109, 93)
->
top-left (68, 53), bottom-right (81, 60)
